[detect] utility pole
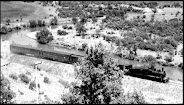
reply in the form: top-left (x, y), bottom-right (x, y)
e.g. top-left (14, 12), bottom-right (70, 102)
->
top-left (34, 61), bottom-right (42, 104)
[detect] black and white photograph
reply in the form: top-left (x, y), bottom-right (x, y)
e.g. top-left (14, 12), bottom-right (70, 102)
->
top-left (0, 1), bottom-right (183, 104)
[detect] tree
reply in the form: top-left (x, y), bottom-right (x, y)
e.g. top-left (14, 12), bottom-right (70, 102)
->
top-left (62, 47), bottom-right (125, 104)
top-left (0, 26), bottom-right (8, 34)
top-left (172, 2), bottom-right (181, 8)
top-left (0, 75), bottom-right (15, 104)
top-left (147, 1), bottom-right (158, 8)
top-left (6, 18), bottom-right (10, 25)
top-left (29, 20), bottom-right (37, 28)
top-left (61, 47), bottom-right (147, 104)
top-left (50, 16), bottom-right (58, 25)
top-left (36, 28), bottom-right (53, 44)
top-left (72, 17), bottom-right (78, 25)
top-left (92, 17), bottom-right (98, 23)
top-left (57, 30), bottom-right (68, 36)
top-left (75, 23), bottom-right (87, 38)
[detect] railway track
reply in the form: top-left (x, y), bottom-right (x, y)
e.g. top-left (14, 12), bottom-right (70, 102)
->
top-left (167, 80), bottom-right (183, 87)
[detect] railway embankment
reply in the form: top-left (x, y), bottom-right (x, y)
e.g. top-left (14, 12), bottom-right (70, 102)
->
top-left (1, 40), bottom-right (183, 104)
top-left (8, 53), bottom-right (184, 104)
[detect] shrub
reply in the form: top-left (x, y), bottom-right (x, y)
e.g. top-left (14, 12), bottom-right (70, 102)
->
top-left (7, 27), bottom-right (12, 32)
top-left (125, 53), bottom-right (135, 60)
top-left (57, 30), bottom-right (68, 36)
top-left (37, 20), bottom-right (46, 27)
top-left (178, 62), bottom-right (183, 69)
top-left (29, 81), bottom-right (36, 90)
top-left (164, 37), bottom-right (177, 48)
top-left (19, 74), bottom-right (30, 84)
top-left (68, 26), bottom-right (73, 29)
top-left (36, 29), bottom-right (53, 44)
top-left (142, 55), bottom-right (156, 63)
top-left (43, 77), bottom-right (50, 84)
top-left (142, 15), bottom-right (146, 19)
top-left (0, 26), bottom-right (8, 34)
top-left (135, 36), bottom-right (143, 42)
top-left (9, 74), bottom-right (18, 80)
top-left (72, 17), bottom-right (78, 25)
top-left (164, 56), bottom-right (173, 63)
top-left (50, 16), bottom-right (58, 25)
top-left (0, 75), bottom-right (15, 104)
top-left (0, 75), bottom-right (10, 87)
top-left (125, 90), bottom-right (147, 104)
top-left (6, 18), bottom-right (10, 25)
top-left (62, 25), bottom-right (68, 29)
top-left (29, 20), bottom-right (37, 28)
top-left (80, 43), bottom-right (88, 51)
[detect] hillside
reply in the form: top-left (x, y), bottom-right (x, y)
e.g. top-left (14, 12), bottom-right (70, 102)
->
top-left (1, 1), bottom-right (48, 23)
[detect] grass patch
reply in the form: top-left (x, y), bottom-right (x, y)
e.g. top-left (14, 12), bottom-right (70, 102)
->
top-left (1, 1), bottom-right (48, 23)
top-left (1, 1), bottom-right (35, 21)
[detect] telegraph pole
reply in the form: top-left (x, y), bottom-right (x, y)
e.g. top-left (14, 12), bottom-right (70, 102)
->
top-left (34, 61), bottom-right (42, 104)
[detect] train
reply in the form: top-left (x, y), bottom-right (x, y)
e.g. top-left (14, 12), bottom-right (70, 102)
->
top-left (118, 64), bottom-right (169, 83)
top-left (10, 43), bottom-right (169, 83)
top-left (10, 43), bottom-right (84, 64)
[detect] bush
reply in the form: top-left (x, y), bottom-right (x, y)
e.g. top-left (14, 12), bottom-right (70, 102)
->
top-left (19, 74), bottom-right (30, 84)
top-left (29, 81), bottom-right (36, 90)
top-left (164, 37), bottom-right (177, 48)
top-left (135, 36), bottom-right (143, 42)
top-left (36, 29), bottom-right (53, 44)
top-left (62, 25), bottom-right (68, 29)
top-left (9, 74), bottom-right (18, 80)
top-left (142, 55), bottom-right (156, 63)
top-left (29, 20), bottom-right (37, 28)
top-left (79, 43), bottom-right (88, 51)
top-left (72, 17), bottom-right (78, 25)
top-left (178, 62), bottom-right (183, 69)
top-left (50, 16), bottom-right (58, 25)
top-left (125, 54), bottom-right (135, 60)
top-left (37, 20), bottom-right (46, 27)
top-left (5, 18), bottom-right (10, 25)
top-left (68, 26), bottom-right (73, 29)
top-left (0, 77), bottom-right (15, 104)
top-left (1, 75), bottom-right (15, 104)
top-left (0, 75), bottom-right (10, 87)
top-left (142, 15), bottom-right (146, 19)
top-left (164, 56), bottom-right (173, 63)
top-left (57, 30), bottom-right (68, 36)
top-left (0, 26), bottom-right (8, 34)
top-left (125, 90), bottom-right (147, 104)
top-left (43, 77), bottom-right (50, 84)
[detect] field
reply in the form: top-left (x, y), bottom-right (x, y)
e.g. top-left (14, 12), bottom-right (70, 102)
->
top-left (1, 1), bottom-right (49, 23)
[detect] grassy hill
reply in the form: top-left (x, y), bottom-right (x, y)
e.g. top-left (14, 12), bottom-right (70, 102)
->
top-left (1, 1), bottom-right (48, 23)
